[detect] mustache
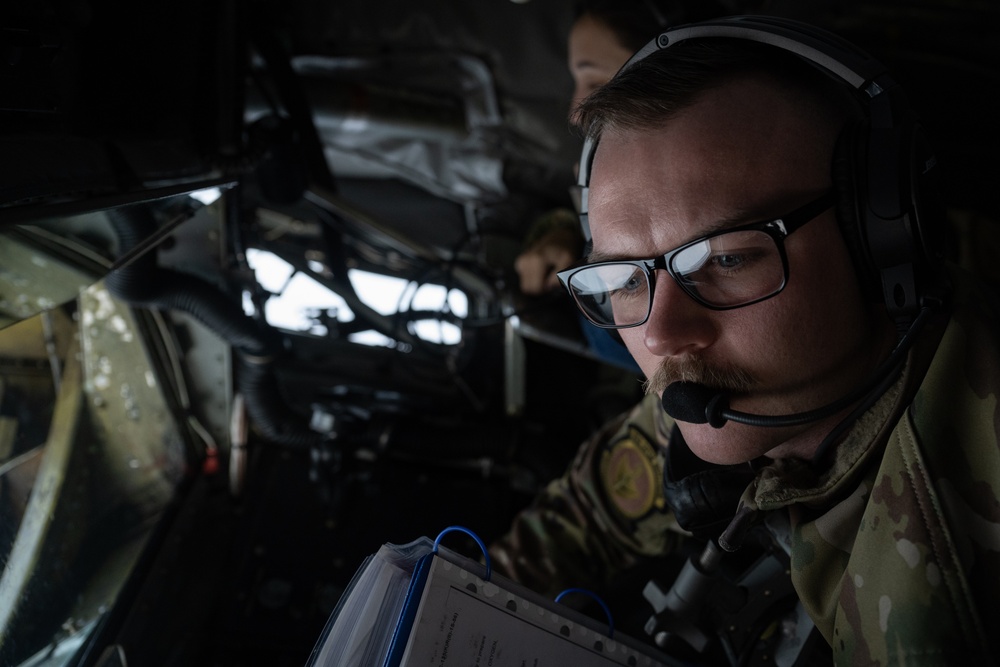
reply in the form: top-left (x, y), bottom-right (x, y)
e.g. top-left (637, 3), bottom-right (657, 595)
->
top-left (643, 356), bottom-right (756, 396)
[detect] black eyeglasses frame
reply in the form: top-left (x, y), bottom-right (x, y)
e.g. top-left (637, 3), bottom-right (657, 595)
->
top-left (557, 190), bottom-right (836, 329)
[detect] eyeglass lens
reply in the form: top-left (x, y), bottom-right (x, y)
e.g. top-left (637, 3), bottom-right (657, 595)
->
top-left (570, 228), bottom-right (786, 327)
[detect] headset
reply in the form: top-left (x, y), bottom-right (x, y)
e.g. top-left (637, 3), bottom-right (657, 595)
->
top-left (576, 15), bottom-right (948, 326)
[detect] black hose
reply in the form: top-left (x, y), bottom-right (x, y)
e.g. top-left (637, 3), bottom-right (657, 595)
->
top-left (105, 205), bottom-right (321, 449)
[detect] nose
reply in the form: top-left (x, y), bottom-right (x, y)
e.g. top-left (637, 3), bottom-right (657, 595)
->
top-left (642, 270), bottom-right (717, 357)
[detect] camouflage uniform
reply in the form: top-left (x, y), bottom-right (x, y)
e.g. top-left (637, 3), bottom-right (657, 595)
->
top-left (489, 269), bottom-right (1000, 665)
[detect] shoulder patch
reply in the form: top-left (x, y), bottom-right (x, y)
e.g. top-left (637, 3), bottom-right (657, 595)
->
top-left (600, 425), bottom-right (665, 519)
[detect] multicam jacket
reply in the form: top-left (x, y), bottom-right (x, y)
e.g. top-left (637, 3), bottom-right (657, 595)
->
top-left (489, 271), bottom-right (1000, 665)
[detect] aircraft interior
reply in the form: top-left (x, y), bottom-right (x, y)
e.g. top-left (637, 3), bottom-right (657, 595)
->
top-left (0, 1), bottom-right (997, 665)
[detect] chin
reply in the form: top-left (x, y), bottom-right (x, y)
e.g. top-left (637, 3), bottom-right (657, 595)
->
top-left (677, 422), bottom-right (776, 466)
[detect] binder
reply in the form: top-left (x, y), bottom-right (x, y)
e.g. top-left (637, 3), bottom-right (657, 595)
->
top-left (306, 526), bottom-right (682, 667)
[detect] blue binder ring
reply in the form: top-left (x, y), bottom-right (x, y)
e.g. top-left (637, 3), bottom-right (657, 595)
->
top-left (555, 587), bottom-right (615, 638)
top-left (432, 525), bottom-right (492, 582)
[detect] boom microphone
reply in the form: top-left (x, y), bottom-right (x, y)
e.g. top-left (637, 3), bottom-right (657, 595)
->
top-left (661, 376), bottom-right (894, 428)
top-left (661, 302), bottom-right (937, 429)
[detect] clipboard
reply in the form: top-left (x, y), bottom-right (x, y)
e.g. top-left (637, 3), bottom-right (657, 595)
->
top-left (307, 526), bottom-right (681, 667)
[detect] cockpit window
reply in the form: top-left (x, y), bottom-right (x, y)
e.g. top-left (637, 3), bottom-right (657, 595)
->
top-left (244, 248), bottom-right (469, 346)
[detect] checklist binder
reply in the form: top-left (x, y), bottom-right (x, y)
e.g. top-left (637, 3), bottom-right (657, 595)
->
top-left (306, 526), bottom-right (681, 667)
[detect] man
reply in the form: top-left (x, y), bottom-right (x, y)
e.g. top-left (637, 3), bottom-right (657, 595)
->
top-left (489, 17), bottom-right (1000, 666)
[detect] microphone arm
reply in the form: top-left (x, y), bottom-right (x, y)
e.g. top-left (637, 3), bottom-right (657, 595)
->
top-left (662, 301), bottom-right (938, 429)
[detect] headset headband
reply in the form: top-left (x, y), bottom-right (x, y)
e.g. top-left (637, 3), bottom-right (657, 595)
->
top-left (578, 15), bottom-right (907, 240)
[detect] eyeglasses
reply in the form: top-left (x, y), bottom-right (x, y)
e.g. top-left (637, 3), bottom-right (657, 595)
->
top-left (556, 191), bottom-right (835, 329)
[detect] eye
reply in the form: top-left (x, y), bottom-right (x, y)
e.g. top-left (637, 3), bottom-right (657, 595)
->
top-left (699, 232), bottom-right (775, 277)
top-left (623, 273), bottom-right (644, 292)
top-left (712, 252), bottom-right (747, 270)
top-left (609, 267), bottom-right (648, 300)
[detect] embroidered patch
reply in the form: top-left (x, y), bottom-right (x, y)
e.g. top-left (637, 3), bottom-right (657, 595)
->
top-left (600, 426), bottom-right (664, 520)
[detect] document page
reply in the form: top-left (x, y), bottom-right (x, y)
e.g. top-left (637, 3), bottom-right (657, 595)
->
top-left (397, 556), bottom-right (671, 667)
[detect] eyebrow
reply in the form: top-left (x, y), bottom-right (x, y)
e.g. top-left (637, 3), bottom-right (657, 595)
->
top-left (571, 60), bottom-right (612, 73)
top-left (584, 190), bottom-right (827, 264)
top-left (584, 211), bottom-right (755, 264)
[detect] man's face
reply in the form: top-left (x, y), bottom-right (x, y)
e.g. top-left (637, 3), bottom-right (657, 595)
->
top-left (586, 76), bottom-right (895, 464)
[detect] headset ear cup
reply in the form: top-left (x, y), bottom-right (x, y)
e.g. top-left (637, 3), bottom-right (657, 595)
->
top-left (832, 123), bottom-right (882, 302)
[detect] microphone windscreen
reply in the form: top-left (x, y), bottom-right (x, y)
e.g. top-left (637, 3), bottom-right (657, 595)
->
top-left (660, 382), bottom-right (718, 424)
